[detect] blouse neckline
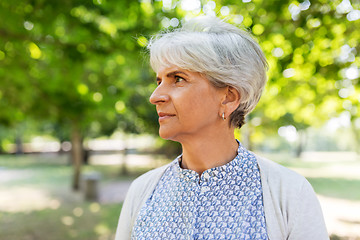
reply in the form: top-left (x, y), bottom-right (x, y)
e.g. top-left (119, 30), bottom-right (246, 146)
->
top-left (175, 140), bottom-right (246, 183)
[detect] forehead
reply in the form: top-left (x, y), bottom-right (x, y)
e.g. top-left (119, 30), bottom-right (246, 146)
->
top-left (156, 65), bottom-right (180, 75)
top-left (156, 65), bottom-right (204, 79)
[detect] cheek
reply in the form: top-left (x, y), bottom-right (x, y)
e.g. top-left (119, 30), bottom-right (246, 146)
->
top-left (179, 90), bottom-right (219, 120)
top-left (176, 89), bottom-right (203, 109)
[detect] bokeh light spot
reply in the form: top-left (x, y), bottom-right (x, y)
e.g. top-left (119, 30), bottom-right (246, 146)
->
top-left (252, 24), bottom-right (264, 35)
top-left (181, 0), bottom-right (201, 11)
top-left (95, 224), bottom-right (110, 235)
top-left (24, 21), bottom-right (34, 31)
top-left (93, 92), bottom-right (103, 102)
top-left (50, 199), bottom-right (61, 209)
top-left (77, 84), bottom-right (89, 95)
top-left (169, 18), bottom-right (179, 27)
top-left (115, 101), bottom-right (126, 114)
top-left (242, 17), bottom-right (252, 27)
top-left (283, 68), bottom-right (295, 78)
top-left (73, 207), bottom-right (84, 217)
top-left (61, 216), bottom-right (74, 226)
top-left (28, 42), bottom-right (42, 59)
top-left (89, 202), bottom-right (101, 213)
top-left (272, 47), bottom-right (284, 58)
top-left (278, 125), bottom-right (298, 142)
top-left (220, 6), bottom-right (230, 16)
top-left (347, 10), bottom-right (360, 21)
top-left (137, 36), bottom-right (148, 47)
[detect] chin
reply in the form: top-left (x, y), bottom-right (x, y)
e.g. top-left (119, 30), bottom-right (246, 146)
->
top-left (159, 131), bottom-right (173, 141)
top-left (159, 129), bottom-right (178, 142)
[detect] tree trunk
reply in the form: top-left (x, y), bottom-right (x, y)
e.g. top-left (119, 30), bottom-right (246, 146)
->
top-left (350, 119), bottom-right (360, 156)
top-left (120, 137), bottom-right (129, 176)
top-left (295, 130), bottom-right (306, 158)
top-left (121, 147), bottom-right (129, 175)
top-left (71, 122), bottom-right (83, 191)
top-left (15, 136), bottom-right (23, 154)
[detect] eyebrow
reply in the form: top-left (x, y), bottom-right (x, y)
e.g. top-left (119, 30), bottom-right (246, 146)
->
top-left (156, 71), bottom-right (189, 81)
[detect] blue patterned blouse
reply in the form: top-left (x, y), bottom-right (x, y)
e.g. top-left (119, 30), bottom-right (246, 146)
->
top-left (132, 141), bottom-right (268, 239)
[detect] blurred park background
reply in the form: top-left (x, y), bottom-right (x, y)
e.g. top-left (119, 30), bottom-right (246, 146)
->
top-left (0, 0), bottom-right (359, 239)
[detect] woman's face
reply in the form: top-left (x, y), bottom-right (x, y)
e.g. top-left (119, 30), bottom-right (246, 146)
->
top-left (149, 65), bottom-right (225, 142)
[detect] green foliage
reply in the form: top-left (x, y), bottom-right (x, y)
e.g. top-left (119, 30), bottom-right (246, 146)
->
top-left (0, 0), bottom-right (170, 139)
top-left (0, 0), bottom-right (359, 150)
top-left (209, 0), bottom-right (359, 149)
top-left (251, 0), bottom-right (359, 127)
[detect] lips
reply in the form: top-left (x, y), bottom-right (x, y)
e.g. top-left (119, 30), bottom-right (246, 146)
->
top-left (158, 112), bottom-right (176, 122)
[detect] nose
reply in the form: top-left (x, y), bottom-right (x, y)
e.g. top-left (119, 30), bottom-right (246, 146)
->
top-left (149, 85), bottom-right (169, 105)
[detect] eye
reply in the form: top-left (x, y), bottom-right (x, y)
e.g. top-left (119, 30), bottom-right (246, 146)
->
top-left (156, 78), bottom-right (162, 86)
top-left (175, 76), bottom-right (185, 83)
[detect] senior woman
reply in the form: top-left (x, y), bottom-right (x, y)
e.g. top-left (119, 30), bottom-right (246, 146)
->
top-left (115, 16), bottom-right (328, 240)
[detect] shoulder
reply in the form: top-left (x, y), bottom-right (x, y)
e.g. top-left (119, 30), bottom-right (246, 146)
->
top-left (117, 163), bottom-right (172, 229)
top-left (255, 154), bottom-right (314, 208)
top-left (256, 154), bottom-right (309, 193)
top-left (255, 154), bottom-right (328, 239)
top-left (128, 163), bottom-right (171, 196)
top-left (115, 163), bottom-right (172, 240)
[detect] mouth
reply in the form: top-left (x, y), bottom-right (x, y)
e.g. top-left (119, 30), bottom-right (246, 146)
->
top-left (158, 112), bottom-right (176, 122)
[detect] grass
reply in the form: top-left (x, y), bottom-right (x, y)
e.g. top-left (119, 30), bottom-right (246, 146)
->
top-left (0, 153), bottom-right (154, 240)
top-left (283, 161), bottom-right (360, 201)
top-left (260, 152), bottom-right (360, 201)
top-left (306, 177), bottom-right (360, 201)
top-left (0, 202), bottom-right (122, 240)
top-left (0, 201), bottom-right (121, 240)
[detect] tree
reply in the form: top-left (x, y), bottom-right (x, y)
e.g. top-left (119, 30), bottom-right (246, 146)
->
top-left (0, 0), bottom-right (181, 189)
top-left (1, 0), bottom-right (359, 194)
top-left (143, 0), bottom-right (360, 154)
top-left (202, 0), bottom-right (359, 154)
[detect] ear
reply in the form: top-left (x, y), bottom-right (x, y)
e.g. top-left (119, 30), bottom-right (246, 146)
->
top-left (221, 86), bottom-right (241, 119)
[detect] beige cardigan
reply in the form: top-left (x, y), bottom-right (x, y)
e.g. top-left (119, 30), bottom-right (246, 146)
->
top-left (115, 155), bottom-right (329, 240)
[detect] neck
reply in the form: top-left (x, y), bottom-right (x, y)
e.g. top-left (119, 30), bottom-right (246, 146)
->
top-left (179, 128), bottom-right (238, 175)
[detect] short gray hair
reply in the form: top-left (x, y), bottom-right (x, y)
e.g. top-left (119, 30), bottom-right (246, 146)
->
top-left (147, 16), bottom-right (268, 128)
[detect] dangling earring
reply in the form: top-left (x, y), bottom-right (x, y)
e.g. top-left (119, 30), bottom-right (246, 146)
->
top-left (222, 112), bottom-right (226, 121)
